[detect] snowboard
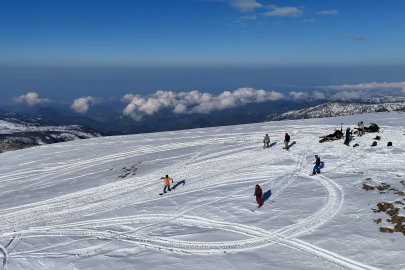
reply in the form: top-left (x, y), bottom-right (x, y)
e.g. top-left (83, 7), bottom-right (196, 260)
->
top-left (251, 206), bottom-right (261, 212)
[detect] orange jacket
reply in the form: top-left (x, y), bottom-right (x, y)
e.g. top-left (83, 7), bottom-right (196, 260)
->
top-left (162, 177), bottom-right (173, 186)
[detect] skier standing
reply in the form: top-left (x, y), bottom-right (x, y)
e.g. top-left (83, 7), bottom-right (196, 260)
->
top-left (263, 134), bottom-right (270, 148)
top-left (344, 128), bottom-right (351, 145)
top-left (284, 132), bottom-right (290, 150)
top-left (313, 155), bottom-right (321, 175)
top-left (357, 121), bottom-right (364, 137)
top-left (254, 184), bottom-right (263, 207)
top-left (161, 175), bottom-right (174, 193)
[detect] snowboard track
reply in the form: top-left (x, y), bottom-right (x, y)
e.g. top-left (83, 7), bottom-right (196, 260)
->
top-left (0, 131), bottom-right (380, 270)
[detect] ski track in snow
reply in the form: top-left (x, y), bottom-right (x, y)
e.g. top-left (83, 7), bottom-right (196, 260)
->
top-left (0, 119), bottom-right (396, 269)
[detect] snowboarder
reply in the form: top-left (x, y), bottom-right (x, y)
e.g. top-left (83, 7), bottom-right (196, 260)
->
top-left (357, 121), bottom-right (364, 136)
top-left (284, 133), bottom-right (290, 150)
top-left (254, 184), bottom-right (263, 207)
top-left (161, 175), bottom-right (174, 193)
top-left (313, 155), bottom-right (321, 175)
top-left (263, 134), bottom-right (270, 148)
top-left (344, 128), bottom-right (351, 145)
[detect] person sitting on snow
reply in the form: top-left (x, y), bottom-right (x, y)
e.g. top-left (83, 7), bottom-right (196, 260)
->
top-left (263, 134), bottom-right (270, 148)
top-left (313, 155), bottom-right (321, 175)
top-left (254, 185), bottom-right (263, 207)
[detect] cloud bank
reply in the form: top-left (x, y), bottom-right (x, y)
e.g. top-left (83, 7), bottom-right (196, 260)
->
top-left (13, 92), bottom-right (51, 106)
top-left (122, 88), bottom-right (286, 120)
top-left (316, 10), bottom-right (339, 15)
top-left (71, 96), bottom-right (102, 113)
top-left (265, 5), bottom-right (304, 17)
top-left (318, 82), bottom-right (405, 99)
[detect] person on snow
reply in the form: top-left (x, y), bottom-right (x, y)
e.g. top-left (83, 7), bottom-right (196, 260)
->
top-left (357, 121), bottom-right (364, 137)
top-left (254, 184), bottom-right (263, 207)
top-left (313, 155), bottom-right (321, 175)
top-left (344, 128), bottom-right (351, 145)
top-left (263, 134), bottom-right (270, 148)
top-left (284, 132), bottom-right (290, 150)
top-left (161, 175), bottom-right (174, 193)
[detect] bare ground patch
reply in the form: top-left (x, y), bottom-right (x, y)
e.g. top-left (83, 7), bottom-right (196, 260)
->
top-left (363, 179), bottom-right (405, 236)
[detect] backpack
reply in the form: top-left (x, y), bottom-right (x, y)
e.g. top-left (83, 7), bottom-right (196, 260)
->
top-left (371, 141), bottom-right (377, 147)
top-left (387, 142), bottom-right (393, 147)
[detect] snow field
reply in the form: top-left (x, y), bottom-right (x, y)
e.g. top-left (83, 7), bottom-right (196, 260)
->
top-left (0, 112), bottom-right (405, 269)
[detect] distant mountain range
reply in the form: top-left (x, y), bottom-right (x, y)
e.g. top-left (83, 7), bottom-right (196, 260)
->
top-left (266, 97), bottom-right (405, 122)
top-left (0, 99), bottom-right (325, 136)
top-left (3, 96), bottom-right (405, 140)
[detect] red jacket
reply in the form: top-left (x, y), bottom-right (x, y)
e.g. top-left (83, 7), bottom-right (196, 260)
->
top-left (254, 186), bottom-right (262, 198)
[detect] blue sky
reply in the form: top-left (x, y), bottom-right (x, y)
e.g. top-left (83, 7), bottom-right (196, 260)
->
top-left (1, 0), bottom-right (405, 67)
top-left (1, 0), bottom-right (405, 112)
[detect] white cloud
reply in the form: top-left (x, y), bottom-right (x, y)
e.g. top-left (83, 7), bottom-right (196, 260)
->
top-left (330, 91), bottom-right (363, 100)
top-left (319, 82), bottom-right (405, 92)
top-left (240, 15), bottom-right (257, 20)
top-left (13, 92), bottom-right (51, 106)
top-left (265, 5), bottom-right (303, 17)
top-left (230, 0), bottom-right (262, 12)
top-left (173, 104), bottom-right (187, 114)
top-left (289, 91), bottom-right (309, 100)
top-left (316, 10), bottom-right (339, 15)
top-left (318, 82), bottom-right (405, 99)
top-left (354, 36), bottom-right (366, 41)
top-left (203, 0), bottom-right (262, 12)
top-left (313, 91), bottom-right (326, 100)
top-left (121, 88), bottom-right (285, 120)
top-left (71, 96), bottom-right (102, 113)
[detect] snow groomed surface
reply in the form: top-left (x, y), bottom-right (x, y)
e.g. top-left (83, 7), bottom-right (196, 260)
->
top-left (0, 112), bottom-right (405, 270)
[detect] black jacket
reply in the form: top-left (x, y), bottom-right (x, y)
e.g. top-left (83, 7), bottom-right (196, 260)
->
top-left (315, 157), bottom-right (321, 166)
top-left (285, 134), bottom-right (290, 143)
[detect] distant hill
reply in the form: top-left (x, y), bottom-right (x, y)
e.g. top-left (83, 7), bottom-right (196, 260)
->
top-left (0, 116), bottom-right (101, 153)
top-left (266, 97), bottom-right (405, 122)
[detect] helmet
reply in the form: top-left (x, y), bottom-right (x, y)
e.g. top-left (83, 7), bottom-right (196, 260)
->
top-left (285, 132), bottom-right (288, 135)
top-left (315, 155), bottom-right (318, 158)
top-left (165, 175), bottom-right (168, 178)
top-left (266, 134), bottom-right (268, 136)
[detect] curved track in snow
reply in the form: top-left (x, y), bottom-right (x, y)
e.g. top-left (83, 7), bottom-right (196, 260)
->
top-left (0, 124), bottom-right (387, 270)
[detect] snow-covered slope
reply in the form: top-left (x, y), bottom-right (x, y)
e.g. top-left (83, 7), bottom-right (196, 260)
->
top-left (266, 98), bottom-right (405, 121)
top-left (0, 112), bottom-right (404, 270)
top-left (0, 119), bottom-right (101, 153)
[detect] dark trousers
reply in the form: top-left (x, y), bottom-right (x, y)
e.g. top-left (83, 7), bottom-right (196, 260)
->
top-left (164, 185), bottom-right (171, 193)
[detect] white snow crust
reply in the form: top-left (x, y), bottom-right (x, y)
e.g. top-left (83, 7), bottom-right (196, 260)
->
top-left (0, 112), bottom-right (405, 270)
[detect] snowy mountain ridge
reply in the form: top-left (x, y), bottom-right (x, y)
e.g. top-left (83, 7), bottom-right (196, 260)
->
top-left (0, 117), bottom-right (101, 153)
top-left (266, 97), bottom-right (405, 121)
